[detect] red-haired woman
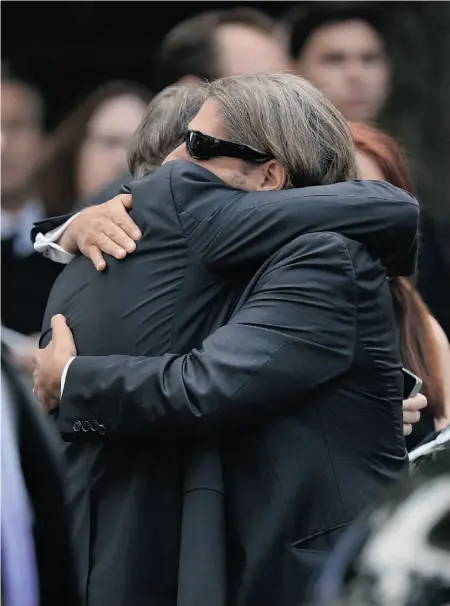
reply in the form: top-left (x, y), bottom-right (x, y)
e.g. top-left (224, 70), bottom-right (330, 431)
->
top-left (349, 121), bottom-right (450, 449)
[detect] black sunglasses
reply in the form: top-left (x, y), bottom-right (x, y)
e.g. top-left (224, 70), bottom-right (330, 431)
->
top-left (185, 129), bottom-right (272, 164)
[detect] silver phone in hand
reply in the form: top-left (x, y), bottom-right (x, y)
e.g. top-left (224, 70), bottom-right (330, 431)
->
top-left (402, 367), bottom-right (423, 399)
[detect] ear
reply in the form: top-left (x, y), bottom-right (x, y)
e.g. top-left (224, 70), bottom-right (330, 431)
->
top-left (256, 160), bottom-right (287, 191)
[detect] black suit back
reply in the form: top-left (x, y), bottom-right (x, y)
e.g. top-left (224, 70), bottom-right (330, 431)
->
top-left (42, 163), bottom-right (248, 605)
top-left (41, 161), bottom-right (418, 606)
top-left (44, 168), bottom-right (246, 359)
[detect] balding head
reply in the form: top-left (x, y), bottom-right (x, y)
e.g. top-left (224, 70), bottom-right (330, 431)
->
top-left (159, 8), bottom-right (293, 86)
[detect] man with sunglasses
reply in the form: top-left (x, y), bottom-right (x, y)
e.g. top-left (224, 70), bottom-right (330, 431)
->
top-left (33, 73), bottom-right (418, 606)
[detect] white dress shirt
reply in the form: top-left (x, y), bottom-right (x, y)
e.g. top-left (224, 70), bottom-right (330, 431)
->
top-left (33, 213), bottom-right (80, 264)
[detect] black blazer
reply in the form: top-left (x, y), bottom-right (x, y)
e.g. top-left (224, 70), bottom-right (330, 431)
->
top-left (39, 161), bottom-right (418, 606)
top-left (1, 346), bottom-right (81, 606)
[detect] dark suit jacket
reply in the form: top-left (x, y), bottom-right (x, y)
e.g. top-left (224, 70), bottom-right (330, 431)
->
top-left (1, 346), bottom-right (81, 606)
top-left (39, 161), bottom-right (418, 606)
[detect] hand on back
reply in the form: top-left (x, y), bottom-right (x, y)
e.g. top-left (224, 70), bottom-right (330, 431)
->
top-left (60, 194), bottom-right (141, 270)
top-left (403, 393), bottom-right (427, 436)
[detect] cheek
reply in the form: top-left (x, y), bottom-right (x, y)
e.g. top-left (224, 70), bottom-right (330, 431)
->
top-left (303, 62), bottom-right (345, 95)
top-left (370, 66), bottom-right (390, 92)
top-left (77, 145), bottom-right (107, 195)
top-left (77, 145), bottom-right (95, 180)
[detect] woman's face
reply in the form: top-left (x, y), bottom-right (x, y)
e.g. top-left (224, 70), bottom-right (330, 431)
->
top-left (77, 94), bottom-right (147, 199)
top-left (355, 149), bottom-right (386, 181)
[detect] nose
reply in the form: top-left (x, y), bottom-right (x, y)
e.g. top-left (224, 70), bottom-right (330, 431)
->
top-left (345, 59), bottom-right (367, 83)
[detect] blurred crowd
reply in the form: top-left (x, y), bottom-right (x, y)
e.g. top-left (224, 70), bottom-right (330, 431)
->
top-left (2, 2), bottom-right (450, 606)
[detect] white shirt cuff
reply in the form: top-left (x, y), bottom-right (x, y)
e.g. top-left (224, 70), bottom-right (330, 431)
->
top-left (34, 213), bottom-right (80, 264)
top-left (61, 357), bottom-right (76, 398)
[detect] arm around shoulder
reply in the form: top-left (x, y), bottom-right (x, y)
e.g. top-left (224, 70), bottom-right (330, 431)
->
top-left (57, 232), bottom-right (357, 441)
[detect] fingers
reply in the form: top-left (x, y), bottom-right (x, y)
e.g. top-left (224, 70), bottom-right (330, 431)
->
top-left (111, 195), bottom-right (141, 241)
top-left (403, 393), bottom-right (427, 412)
top-left (88, 246), bottom-right (107, 271)
top-left (403, 410), bottom-right (421, 425)
top-left (51, 314), bottom-right (68, 331)
top-left (85, 235), bottom-right (127, 262)
top-left (50, 315), bottom-right (76, 357)
top-left (69, 196), bottom-right (141, 268)
top-left (403, 423), bottom-right (413, 436)
top-left (102, 221), bottom-right (137, 254)
top-left (119, 193), bottom-right (133, 210)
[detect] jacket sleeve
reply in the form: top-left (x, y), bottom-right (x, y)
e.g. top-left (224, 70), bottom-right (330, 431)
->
top-left (182, 180), bottom-right (419, 278)
top-left (31, 214), bottom-right (75, 244)
top-left (57, 232), bottom-right (357, 441)
top-left (30, 183), bottom-right (131, 243)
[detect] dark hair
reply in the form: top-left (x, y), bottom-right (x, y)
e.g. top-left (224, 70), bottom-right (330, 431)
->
top-left (159, 7), bottom-right (277, 87)
top-left (282, 2), bottom-right (387, 59)
top-left (349, 121), bottom-right (445, 418)
top-left (128, 82), bottom-right (207, 178)
top-left (34, 80), bottom-right (152, 216)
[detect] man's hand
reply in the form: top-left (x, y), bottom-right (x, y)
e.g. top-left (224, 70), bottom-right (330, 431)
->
top-left (403, 393), bottom-right (427, 436)
top-left (33, 315), bottom-right (77, 411)
top-left (60, 194), bottom-right (141, 271)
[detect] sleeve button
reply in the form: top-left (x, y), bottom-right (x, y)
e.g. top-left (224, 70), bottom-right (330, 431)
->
top-left (73, 420), bottom-right (82, 432)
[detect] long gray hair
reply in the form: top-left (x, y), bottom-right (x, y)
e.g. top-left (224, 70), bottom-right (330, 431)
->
top-left (207, 72), bottom-right (358, 187)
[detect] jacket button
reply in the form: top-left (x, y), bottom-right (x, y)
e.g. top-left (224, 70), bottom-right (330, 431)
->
top-left (98, 424), bottom-right (107, 436)
top-left (82, 421), bottom-right (90, 432)
top-left (73, 420), bottom-right (82, 432)
top-left (90, 420), bottom-right (99, 432)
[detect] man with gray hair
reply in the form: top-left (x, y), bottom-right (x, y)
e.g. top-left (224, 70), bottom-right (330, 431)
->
top-left (128, 82), bottom-right (207, 179)
top-left (33, 73), bottom-right (418, 606)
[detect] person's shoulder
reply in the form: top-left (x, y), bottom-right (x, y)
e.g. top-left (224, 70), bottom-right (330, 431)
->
top-left (167, 159), bottom-right (223, 184)
top-left (276, 230), bottom-right (354, 255)
top-left (340, 179), bottom-right (416, 202)
top-left (166, 160), bottom-right (239, 219)
top-left (266, 231), bottom-right (357, 272)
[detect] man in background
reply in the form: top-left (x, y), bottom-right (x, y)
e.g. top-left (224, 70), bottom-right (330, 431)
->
top-left (283, 2), bottom-right (450, 342)
top-left (284, 3), bottom-right (390, 122)
top-left (158, 7), bottom-right (291, 86)
top-left (1, 67), bottom-right (63, 371)
top-left (79, 7), bottom-right (292, 208)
